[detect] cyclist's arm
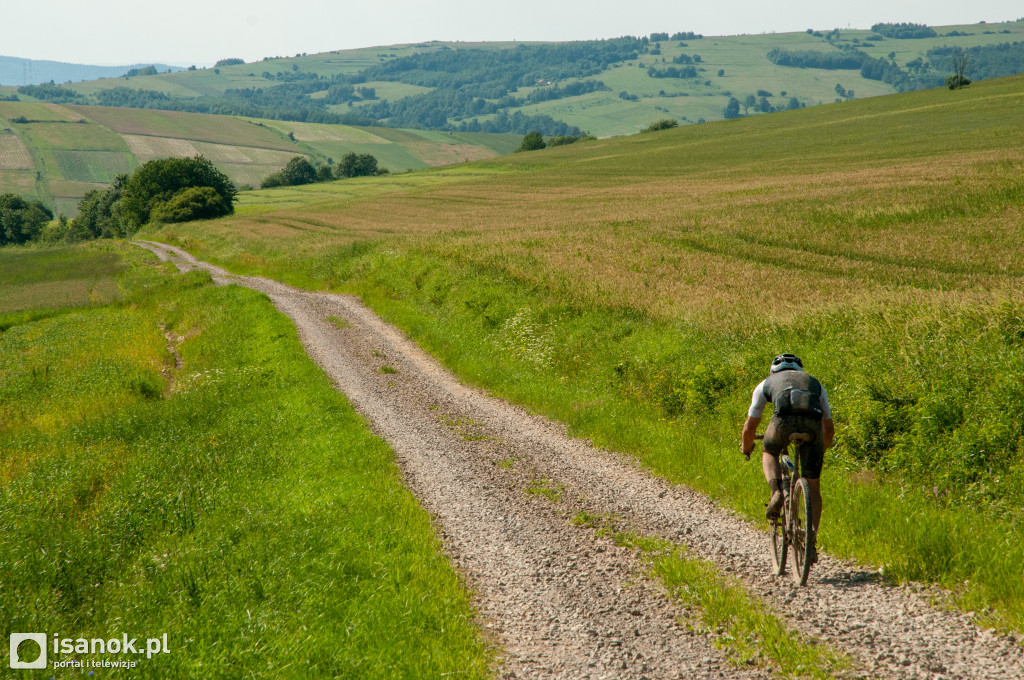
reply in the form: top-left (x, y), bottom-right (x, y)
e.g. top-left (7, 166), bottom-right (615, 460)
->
top-left (741, 416), bottom-right (761, 455)
top-left (742, 381), bottom-right (767, 455)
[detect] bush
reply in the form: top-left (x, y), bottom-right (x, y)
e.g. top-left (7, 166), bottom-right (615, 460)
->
top-left (150, 186), bottom-right (232, 223)
top-left (641, 119), bottom-right (679, 133)
top-left (946, 74), bottom-right (972, 89)
top-left (0, 193), bottom-right (52, 245)
top-left (261, 156), bottom-right (317, 188)
top-left (546, 134), bottom-right (596, 147)
top-left (73, 178), bottom-right (127, 240)
top-left (517, 131), bottom-right (546, 152)
top-left (336, 152), bottom-right (379, 178)
top-left (117, 155), bottom-right (236, 232)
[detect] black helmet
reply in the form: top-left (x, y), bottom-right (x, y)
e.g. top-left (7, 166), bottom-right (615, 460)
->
top-left (770, 353), bottom-right (803, 373)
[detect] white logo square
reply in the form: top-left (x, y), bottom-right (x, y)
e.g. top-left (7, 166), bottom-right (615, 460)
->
top-left (9, 633), bottom-right (47, 670)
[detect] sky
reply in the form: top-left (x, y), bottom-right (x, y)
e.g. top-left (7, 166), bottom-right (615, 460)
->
top-left (6, 0), bottom-right (1023, 66)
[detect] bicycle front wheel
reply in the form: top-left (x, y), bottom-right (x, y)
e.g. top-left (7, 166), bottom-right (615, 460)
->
top-left (790, 478), bottom-right (814, 586)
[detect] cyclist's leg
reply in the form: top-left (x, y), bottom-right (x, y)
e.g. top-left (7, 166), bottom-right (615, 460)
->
top-left (797, 418), bottom-right (826, 534)
top-left (761, 419), bottom-right (786, 517)
top-left (761, 417), bottom-right (785, 483)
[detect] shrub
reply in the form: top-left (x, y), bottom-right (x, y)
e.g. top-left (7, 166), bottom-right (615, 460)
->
top-left (117, 155), bottom-right (236, 232)
top-left (517, 131), bottom-right (546, 152)
top-left (150, 186), bottom-right (232, 224)
top-left (261, 156), bottom-right (317, 189)
top-left (546, 134), bottom-right (596, 147)
top-left (0, 193), bottom-right (52, 245)
top-left (946, 74), bottom-right (971, 89)
top-left (640, 119), bottom-right (679, 133)
top-left (335, 152), bottom-right (379, 178)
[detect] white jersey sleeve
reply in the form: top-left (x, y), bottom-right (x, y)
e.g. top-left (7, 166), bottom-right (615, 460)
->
top-left (748, 379), bottom-right (767, 418)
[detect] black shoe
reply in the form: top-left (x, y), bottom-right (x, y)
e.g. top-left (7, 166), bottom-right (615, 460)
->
top-left (765, 491), bottom-right (784, 519)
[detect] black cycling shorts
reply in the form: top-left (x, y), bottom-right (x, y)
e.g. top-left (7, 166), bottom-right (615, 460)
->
top-left (763, 415), bottom-right (824, 479)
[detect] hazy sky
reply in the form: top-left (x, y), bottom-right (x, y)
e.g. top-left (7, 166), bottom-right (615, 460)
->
top-left (8, 0), bottom-right (1023, 66)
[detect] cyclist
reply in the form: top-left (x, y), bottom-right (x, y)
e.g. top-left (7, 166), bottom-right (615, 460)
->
top-left (740, 353), bottom-right (834, 562)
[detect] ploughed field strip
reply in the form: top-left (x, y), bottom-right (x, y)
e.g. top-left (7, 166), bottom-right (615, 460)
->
top-left (134, 241), bottom-right (1024, 680)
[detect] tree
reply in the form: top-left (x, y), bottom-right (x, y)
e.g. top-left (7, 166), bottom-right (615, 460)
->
top-left (73, 175), bottom-right (128, 240)
top-left (279, 156), bottom-right (317, 185)
top-left (517, 130), bottom-right (546, 152)
top-left (316, 164), bottom-right (334, 182)
top-left (0, 194), bottom-right (52, 245)
top-left (946, 48), bottom-right (971, 89)
top-left (336, 152), bottom-right (379, 178)
top-left (743, 94), bottom-right (756, 115)
top-left (117, 155), bottom-right (236, 232)
top-left (787, 96), bottom-right (801, 110)
top-left (723, 97), bottom-right (741, 119)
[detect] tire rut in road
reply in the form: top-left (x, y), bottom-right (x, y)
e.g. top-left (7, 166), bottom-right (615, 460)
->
top-left (133, 241), bottom-right (1023, 680)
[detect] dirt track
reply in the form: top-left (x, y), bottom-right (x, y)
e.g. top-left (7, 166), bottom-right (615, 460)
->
top-left (135, 240), bottom-right (1024, 680)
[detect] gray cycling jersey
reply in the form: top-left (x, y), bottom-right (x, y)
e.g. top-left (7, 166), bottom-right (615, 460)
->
top-left (748, 373), bottom-right (832, 419)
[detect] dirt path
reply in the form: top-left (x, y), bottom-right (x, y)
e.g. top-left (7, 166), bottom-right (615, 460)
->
top-left (135, 240), bottom-right (1023, 680)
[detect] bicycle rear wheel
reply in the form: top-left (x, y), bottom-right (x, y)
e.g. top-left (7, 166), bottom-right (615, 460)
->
top-left (770, 516), bottom-right (787, 575)
top-left (790, 478), bottom-right (814, 586)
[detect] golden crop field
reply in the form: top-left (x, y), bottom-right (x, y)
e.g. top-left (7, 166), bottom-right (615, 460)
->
top-left (174, 76), bottom-right (1024, 327)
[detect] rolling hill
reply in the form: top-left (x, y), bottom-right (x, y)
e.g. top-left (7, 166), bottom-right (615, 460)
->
top-left (3, 20), bottom-right (1023, 138)
top-left (0, 101), bottom-right (518, 215)
top-left (0, 55), bottom-right (184, 87)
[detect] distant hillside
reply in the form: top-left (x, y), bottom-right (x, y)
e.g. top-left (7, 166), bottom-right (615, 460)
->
top-left (0, 56), bottom-right (185, 87)
top-left (0, 101), bottom-right (518, 216)
top-left (2, 20), bottom-right (1023, 138)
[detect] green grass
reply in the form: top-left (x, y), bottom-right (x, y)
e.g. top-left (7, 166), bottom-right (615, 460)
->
top-left (154, 74), bottom-right (1024, 632)
top-left (653, 550), bottom-right (850, 678)
top-left (0, 244), bottom-right (490, 678)
top-left (570, 510), bottom-right (850, 677)
top-left (0, 243), bottom-right (125, 318)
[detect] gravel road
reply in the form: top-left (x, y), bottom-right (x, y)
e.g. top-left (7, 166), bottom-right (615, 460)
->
top-left (135, 240), bottom-right (1024, 679)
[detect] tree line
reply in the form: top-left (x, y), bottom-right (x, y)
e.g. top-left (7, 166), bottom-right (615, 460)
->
top-left (870, 23), bottom-right (937, 39)
top-left (1, 156), bottom-right (237, 246)
top-left (766, 47), bottom-right (944, 91)
top-left (260, 153), bottom-right (384, 189)
top-left (928, 41), bottom-right (1024, 81)
top-left (14, 38), bottom-right (652, 135)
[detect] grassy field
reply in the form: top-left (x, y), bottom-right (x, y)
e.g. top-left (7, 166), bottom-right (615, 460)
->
top-left (0, 243), bottom-right (490, 677)
top-left (154, 74), bottom-right (1024, 631)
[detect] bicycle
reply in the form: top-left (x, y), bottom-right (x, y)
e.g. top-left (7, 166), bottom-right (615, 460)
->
top-left (749, 433), bottom-right (816, 586)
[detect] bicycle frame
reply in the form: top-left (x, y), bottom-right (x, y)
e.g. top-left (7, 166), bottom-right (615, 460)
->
top-left (756, 432), bottom-right (815, 585)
